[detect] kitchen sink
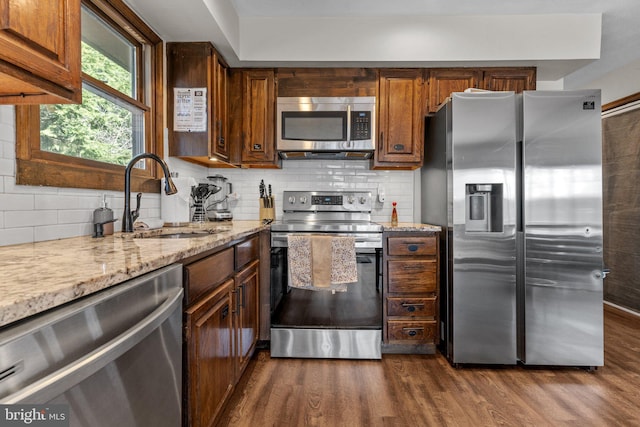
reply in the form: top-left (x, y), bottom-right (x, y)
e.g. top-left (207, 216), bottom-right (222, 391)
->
top-left (133, 230), bottom-right (221, 239)
top-left (155, 232), bottom-right (213, 239)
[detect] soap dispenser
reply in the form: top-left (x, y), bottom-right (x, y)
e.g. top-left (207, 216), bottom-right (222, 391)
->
top-left (93, 194), bottom-right (115, 237)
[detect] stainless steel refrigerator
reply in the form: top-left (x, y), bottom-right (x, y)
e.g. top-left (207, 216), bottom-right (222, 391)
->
top-left (421, 90), bottom-right (605, 367)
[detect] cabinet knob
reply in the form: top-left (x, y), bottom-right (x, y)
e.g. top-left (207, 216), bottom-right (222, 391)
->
top-left (403, 327), bottom-right (424, 337)
top-left (393, 144), bottom-right (404, 151)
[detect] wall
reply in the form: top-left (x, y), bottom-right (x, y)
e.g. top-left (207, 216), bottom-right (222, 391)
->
top-left (573, 58), bottom-right (640, 105)
top-left (206, 161), bottom-right (415, 224)
top-left (0, 106), bottom-right (169, 246)
top-left (0, 105), bottom-right (415, 246)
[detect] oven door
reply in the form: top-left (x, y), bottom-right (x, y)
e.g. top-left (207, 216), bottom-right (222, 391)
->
top-left (270, 233), bottom-right (382, 359)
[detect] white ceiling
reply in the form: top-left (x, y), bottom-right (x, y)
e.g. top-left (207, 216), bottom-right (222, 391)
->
top-left (123, 0), bottom-right (640, 87)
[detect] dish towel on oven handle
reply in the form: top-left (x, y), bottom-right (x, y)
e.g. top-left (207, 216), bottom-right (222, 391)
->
top-left (287, 234), bottom-right (358, 292)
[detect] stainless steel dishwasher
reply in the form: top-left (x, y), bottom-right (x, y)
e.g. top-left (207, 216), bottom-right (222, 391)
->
top-left (0, 264), bottom-right (183, 427)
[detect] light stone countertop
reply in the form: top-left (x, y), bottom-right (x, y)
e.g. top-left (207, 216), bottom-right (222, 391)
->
top-left (0, 221), bottom-right (267, 329)
top-left (379, 222), bottom-right (442, 232)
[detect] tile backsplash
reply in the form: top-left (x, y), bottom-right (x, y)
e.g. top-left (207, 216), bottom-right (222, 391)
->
top-left (215, 161), bottom-right (416, 224)
top-left (0, 105), bottom-right (418, 246)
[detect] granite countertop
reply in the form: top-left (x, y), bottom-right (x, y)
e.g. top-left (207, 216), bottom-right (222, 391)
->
top-left (0, 221), bottom-right (267, 329)
top-left (379, 222), bottom-right (442, 232)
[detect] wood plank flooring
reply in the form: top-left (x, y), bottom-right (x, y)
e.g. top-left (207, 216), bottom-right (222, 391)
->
top-left (217, 304), bottom-right (640, 426)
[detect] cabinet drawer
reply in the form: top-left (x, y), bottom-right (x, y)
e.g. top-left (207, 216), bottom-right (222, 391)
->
top-left (387, 260), bottom-right (437, 293)
top-left (387, 297), bottom-right (436, 317)
top-left (185, 247), bottom-right (234, 305)
top-left (235, 236), bottom-right (259, 270)
top-left (387, 320), bottom-right (437, 342)
top-left (387, 236), bottom-right (436, 256)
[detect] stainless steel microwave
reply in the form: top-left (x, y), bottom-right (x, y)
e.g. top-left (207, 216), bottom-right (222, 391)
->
top-left (276, 96), bottom-right (376, 159)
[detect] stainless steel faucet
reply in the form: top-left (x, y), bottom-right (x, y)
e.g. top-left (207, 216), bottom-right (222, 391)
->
top-left (122, 153), bottom-right (178, 232)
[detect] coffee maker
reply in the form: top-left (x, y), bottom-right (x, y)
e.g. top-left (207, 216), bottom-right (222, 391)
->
top-left (205, 175), bottom-right (233, 221)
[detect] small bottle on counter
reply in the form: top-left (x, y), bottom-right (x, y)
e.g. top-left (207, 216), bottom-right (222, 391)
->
top-left (391, 201), bottom-right (398, 226)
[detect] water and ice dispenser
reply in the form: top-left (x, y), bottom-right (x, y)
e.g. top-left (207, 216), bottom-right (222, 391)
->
top-left (465, 184), bottom-right (503, 232)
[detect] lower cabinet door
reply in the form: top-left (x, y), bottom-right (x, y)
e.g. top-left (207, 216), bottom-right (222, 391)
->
top-left (235, 260), bottom-right (259, 378)
top-left (186, 278), bottom-right (234, 427)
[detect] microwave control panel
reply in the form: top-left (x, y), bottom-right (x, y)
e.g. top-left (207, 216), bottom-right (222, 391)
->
top-left (351, 111), bottom-right (372, 140)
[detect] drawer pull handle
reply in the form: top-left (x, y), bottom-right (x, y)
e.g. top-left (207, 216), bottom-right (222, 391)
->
top-left (407, 244), bottom-right (419, 252)
top-left (403, 328), bottom-right (424, 337)
top-left (401, 303), bottom-right (425, 312)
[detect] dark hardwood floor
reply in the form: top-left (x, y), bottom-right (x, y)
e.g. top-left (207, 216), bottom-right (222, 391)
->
top-left (217, 304), bottom-right (640, 426)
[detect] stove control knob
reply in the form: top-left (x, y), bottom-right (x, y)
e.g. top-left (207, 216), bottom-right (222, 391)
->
top-left (288, 196), bottom-right (296, 204)
top-left (346, 195), bottom-right (355, 204)
top-left (300, 196), bottom-right (308, 204)
top-left (359, 196), bottom-right (368, 204)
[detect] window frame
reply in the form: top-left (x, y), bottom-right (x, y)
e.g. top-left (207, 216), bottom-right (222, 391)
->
top-left (15, 0), bottom-right (164, 193)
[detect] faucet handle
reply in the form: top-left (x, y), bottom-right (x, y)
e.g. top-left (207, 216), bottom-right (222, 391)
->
top-left (132, 192), bottom-right (142, 222)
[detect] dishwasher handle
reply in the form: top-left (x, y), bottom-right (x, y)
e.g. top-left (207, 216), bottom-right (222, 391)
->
top-left (1, 287), bottom-right (183, 404)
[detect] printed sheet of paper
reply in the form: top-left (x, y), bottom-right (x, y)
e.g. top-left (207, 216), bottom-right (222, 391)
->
top-left (173, 88), bottom-right (207, 132)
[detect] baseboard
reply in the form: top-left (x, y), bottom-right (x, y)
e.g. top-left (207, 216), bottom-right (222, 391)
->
top-left (604, 301), bottom-right (640, 318)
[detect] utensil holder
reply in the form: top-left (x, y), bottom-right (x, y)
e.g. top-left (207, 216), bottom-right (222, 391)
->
top-left (259, 197), bottom-right (275, 222)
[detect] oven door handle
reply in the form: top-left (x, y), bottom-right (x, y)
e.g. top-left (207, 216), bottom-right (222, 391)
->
top-left (270, 234), bottom-right (382, 248)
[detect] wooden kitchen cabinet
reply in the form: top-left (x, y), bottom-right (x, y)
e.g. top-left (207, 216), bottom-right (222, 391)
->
top-left (228, 69), bottom-right (280, 168)
top-left (427, 67), bottom-right (536, 114)
top-left (167, 42), bottom-right (232, 167)
top-left (373, 69), bottom-right (425, 170)
top-left (234, 235), bottom-right (260, 379)
top-left (213, 55), bottom-right (230, 159)
top-left (482, 67), bottom-right (536, 92)
top-left (383, 231), bottom-right (440, 354)
top-left (0, 0), bottom-right (81, 104)
top-left (185, 277), bottom-right (234, 427)
top-left (183, 234), bottom-right (261, 427)
top-left (426, 68), bottom-right (483, 114)
top-left (234, 259), bottom-right (259, 379)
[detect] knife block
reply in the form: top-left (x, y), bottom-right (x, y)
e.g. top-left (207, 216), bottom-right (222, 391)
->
top-left (259, 197), bottom-right (275, 222)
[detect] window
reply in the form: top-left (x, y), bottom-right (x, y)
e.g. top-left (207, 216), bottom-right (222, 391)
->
top-left (16, 0), bottom-right (163, 193)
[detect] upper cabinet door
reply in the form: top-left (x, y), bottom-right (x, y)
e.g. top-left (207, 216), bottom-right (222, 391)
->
top-left (373, 69), bottom-right (424, 169)
top-left (482, 68), bottom-right (536, 92)
top-left (426, 69), bottom-right (482, 114)
top-left (0, 0), bottom-right (81, 104)
top-left (241, 70), bottom-right (278, 166)
top-left (212, 55), bottom-right (230, 161)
